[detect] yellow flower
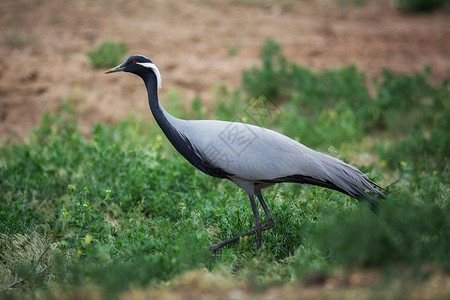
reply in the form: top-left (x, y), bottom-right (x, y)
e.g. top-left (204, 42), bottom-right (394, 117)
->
top-left (106, 189), bottom-right (111, 194)
top-left (83, 203), bottom-right (88, 207)
top-left (77, 249), bottom-right (82, 256)
top-left (329, 110), bottom-right (337, 120)
top-left (84, 235), bottom-right (92, 244)
top-left (62, 209), bottom-right (68, 216)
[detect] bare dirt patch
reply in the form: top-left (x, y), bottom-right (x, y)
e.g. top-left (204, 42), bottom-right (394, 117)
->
top-left (0, 0), bottom-right (449, 140)
top-left (121, 268), bottom-right (450, 300)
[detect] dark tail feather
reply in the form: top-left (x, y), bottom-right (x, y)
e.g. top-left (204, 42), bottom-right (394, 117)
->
top-left (358, 177), bottom-right (386, 212)
top-left (265, 174), bottom-right (385, 213)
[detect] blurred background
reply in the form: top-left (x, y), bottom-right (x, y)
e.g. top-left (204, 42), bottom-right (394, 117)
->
top-left (1, 0), bottom-right (449, 139)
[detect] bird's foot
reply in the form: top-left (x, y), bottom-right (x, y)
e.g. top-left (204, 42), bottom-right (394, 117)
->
top-left (262, 218), bottom-right (275, 230)
top-left (209, 244), bottom-right (221, 253)
top-left (209, 219), bottom-right (275, 253)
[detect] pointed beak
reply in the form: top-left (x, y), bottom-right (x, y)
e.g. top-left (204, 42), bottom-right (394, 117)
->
top-left (104, 65), bottom-right (125, 74)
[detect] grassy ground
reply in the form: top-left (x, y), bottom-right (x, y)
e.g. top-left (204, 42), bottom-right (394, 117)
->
top-left (1, 40), bottom-right (449, 299)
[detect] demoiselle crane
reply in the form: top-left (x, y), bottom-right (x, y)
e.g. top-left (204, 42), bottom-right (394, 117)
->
top-left (105, 55), bottom-right (385, 252)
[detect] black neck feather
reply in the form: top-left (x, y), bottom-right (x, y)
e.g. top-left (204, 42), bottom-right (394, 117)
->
top-left (140, 71), bottom-right (229, 178)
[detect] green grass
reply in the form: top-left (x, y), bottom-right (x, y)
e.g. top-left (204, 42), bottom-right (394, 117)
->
top-left (86, 41), bottom-right (128, 69)
top-left (5, 32), bottom-right (27, 48)
top-left (1, 39), bottom-right (449, 299)
top-left (4, 19), bottom-right (29, 48)
top-left (392, 0), bottom-right (446, 11)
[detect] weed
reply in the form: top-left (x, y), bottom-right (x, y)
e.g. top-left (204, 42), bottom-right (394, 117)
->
top-left (86, 41), bottom-right (128, 69)
top-left (5, 32), bottom-right (27, 48)
top-left (5, 19), bottom-right (29, 48)
top-left (227, 44), bottom-right (241, 57)
top-left (392, 0), bottom-right (445, 11)
top-left (336, 0), bottom-right (368, 5)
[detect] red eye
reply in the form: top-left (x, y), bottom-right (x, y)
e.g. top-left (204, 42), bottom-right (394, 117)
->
top-left (132, 60), bottom-right (136, 64)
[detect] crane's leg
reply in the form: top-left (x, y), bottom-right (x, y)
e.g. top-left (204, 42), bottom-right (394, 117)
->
top-left (248, 194), bottom-right (262, 249)
top-left (255, 190), bottom-right (275, 230)
top-left (209, 192), bottom-right (275, 253)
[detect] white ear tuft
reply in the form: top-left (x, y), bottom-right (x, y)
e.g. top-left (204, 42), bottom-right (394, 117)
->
top-left (136, 62), bottom-right (162, 89)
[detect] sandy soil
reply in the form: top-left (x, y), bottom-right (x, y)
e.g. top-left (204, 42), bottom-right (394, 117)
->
top-left (0, 0), bottom-right (449, 140)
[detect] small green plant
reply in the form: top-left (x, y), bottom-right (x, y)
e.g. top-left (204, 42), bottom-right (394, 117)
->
top-left (243, 38), bottom-right (289, 101)
top-left (6, 32), bottom-right (27, 48)
top-left (5, 19), bottom-right (28, 48)
top-left (335, 0), bottom-right (367, 6)
top-left (227, 44), bottom-right (241, 57)
top-left (86, 41), bottom-right (127, 69)
top-left (392, 0), bottom-right (445, 11)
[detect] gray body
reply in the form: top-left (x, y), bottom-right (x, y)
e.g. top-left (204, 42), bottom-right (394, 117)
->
top-left (164, 105), bottom-right (382, 201)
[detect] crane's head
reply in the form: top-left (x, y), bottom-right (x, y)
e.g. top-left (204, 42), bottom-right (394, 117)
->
top-left (105, 55), bottom-right (162, 89)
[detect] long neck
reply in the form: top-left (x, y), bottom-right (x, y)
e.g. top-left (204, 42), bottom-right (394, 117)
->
top-left (139, 71), bottom-right (229, 179)
top-left (141, 72), bottom-right (178, 133)
top-left (140, 72), bottom-right (196, 166)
